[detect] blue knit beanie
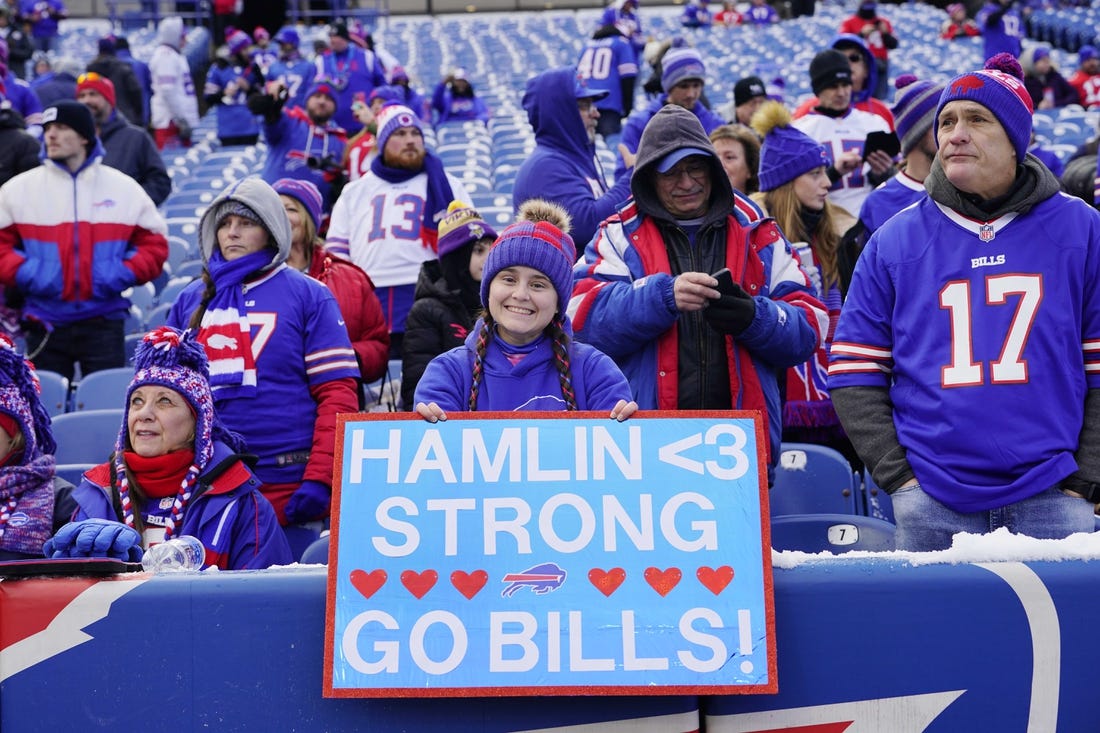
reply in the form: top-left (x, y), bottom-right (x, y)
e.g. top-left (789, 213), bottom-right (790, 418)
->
top-left (892, 74), bottom-right (946, 155)
top-left (273, 178), bottom-right (323, 233)
top-left (751, 100), bottom-right (830, 192)
top-left (935, 53), bottom-right (1034, 162)
top-left (480, 201), bottom-right (576, 313)
top-left (662, 42), bottom-right (706, 92)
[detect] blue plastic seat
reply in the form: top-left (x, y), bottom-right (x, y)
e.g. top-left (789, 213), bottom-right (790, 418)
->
top-left (771, 513), bottom-right (896, 553)
top-left (300, 535), bottom-right (331, 564)
top-left (71, 368), bottom-right (135, 411)
top-left (36, 370), bottom-right (70, 417)
top-left (770, 443), bottom-right (857, 516)
top-left (861, 470), bottom-right (895, 524)
top-left (51, 409), bottom-right (125, 465)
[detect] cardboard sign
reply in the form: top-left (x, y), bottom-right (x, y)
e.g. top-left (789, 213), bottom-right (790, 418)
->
top-left (323, 411), bottom-right (776, 697)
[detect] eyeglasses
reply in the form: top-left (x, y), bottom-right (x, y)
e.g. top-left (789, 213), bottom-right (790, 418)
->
top-left (657, 160), bottom-right (710, 182)
top-left (845, 53), bottom-right (863, 64)
top-left (76, 71), bottom-right (104, 85)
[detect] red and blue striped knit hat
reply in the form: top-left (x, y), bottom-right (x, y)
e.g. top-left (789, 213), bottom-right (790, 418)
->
top-left (480, 206), bottom-right (577, 313)
top-left (935, 53), bottom-right (1033, 162)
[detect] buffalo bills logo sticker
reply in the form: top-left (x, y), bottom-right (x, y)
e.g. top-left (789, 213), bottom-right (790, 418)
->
top-left (501, 562), bottom-right (566, 597)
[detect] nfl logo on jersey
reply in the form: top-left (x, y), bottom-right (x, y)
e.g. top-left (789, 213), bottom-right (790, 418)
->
top-left (979, 224), bottom-right (995, 242)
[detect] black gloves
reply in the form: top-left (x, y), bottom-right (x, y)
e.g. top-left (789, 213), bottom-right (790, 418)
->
top-left (704, 282), bottom-right (756, 336)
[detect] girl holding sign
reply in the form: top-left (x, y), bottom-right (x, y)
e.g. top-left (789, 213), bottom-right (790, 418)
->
top-left (413, 200), bottom-right (637, 421)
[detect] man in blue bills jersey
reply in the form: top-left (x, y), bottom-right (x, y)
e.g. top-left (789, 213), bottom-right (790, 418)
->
top-left (829, 56), bottom-right (1100, 551)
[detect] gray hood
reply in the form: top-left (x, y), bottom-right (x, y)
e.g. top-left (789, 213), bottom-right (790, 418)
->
top-left (199, 177), bottom-right (291, 272)
top-left (631, 104), bottom-right (734, 227)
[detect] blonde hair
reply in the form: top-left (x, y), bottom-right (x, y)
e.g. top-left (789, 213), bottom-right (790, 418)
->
top-left (755, 183), bottom-right (842, 289)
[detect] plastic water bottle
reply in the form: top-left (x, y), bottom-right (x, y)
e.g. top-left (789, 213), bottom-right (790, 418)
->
top-left (141, 535), bottom-right (206, 573)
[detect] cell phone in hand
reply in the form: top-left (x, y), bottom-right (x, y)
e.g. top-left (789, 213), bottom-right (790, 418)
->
top-left (863, 130), bottom-right (900, 160)
top-left (712, 267), bottom-right (737, 296)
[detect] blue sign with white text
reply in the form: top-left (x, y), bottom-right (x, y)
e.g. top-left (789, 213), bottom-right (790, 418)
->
top-left (324, 412), bottom-right (777, 697)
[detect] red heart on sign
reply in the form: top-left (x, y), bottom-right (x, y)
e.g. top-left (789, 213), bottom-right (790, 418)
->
top-left (697, 565), bottom-right (734, 595)
top-left (400, 569), bottom-right (439, 599)
top-left (451, 569), bottom-right (488, 600)
top-left (644, 567), bottom-right (682, 597)
top-left (588, 567), bottom-right (626, 597)
top-left (349, 568), bottom-right (387, 599)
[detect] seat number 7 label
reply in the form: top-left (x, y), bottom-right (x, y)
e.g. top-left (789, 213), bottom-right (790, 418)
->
top-left (939, 274), bottom-right (1043, 387)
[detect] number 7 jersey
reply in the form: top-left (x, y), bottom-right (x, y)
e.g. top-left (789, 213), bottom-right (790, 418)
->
top-left (828, 193), bottom-right (1100, 511)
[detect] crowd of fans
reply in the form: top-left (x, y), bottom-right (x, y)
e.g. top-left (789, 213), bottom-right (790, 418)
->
top-left (1, 0), bottom-right (1100, 565)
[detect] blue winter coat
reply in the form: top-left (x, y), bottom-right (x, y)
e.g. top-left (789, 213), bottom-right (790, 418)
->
top-left (70, 441), bottom-right (292, 570)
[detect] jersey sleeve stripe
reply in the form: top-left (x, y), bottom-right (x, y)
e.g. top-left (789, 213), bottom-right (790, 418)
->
top-left (827, 361), bottom-right (892, 375)
top-left (306, 359), bottom-right (361, 375)
top-left (305, 347), bottom-right (357, 362)
top-left (830, 342), bottom-right (892, 359)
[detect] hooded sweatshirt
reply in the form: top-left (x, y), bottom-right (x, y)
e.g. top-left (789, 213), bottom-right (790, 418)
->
top-left (149, 17), bottom-right (199, 130)
top-left (513, 67), bottom-right (633, 250)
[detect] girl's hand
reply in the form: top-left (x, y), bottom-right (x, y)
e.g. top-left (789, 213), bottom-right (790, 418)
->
top-left (416, 402), bottom-right (448, 423)
top-left (610, 400), bottom-right (638, 421)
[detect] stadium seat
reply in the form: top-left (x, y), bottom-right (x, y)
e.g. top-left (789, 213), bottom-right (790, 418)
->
top-left (283, 523), bottom-right (324, 563)
top-left (770, 513), bottom-right (897, 553)
top-left (72, 368), bottom-right (135, 411)
top-left (54, 463), bottom-right (95, 487)
top-left (51, 409), bottom-right (125, 465)
top-left (300, 535), bottom-right (331, 564)
top-left (157, 277), bottom-right (196, 307)
top-left (144, 303), bottom-right (175, 330)
top-left (769, 443), bottom-right (857, 516)
top-left (37, 370), bottom-right (70, 417)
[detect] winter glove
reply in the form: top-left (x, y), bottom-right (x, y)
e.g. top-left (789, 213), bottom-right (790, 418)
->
top-left (285, 480), bottom-right (331, 524)
top-left (704, 283), bottom-right (756, 337)
top-left (172, 117), bottom-right (192, 144)
top-left (43, 519), bottom-right (144, 562)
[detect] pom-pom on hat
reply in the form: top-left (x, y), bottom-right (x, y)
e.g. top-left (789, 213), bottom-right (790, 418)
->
top-left (116, 327), bottom-right (232, 540)
top-left (42, 100), bottom-right (97, 148)
top-left (376, 104), bottom-right (424, 153)
top-left (809, 48), bottom-right (852, 95)
top-left (751, 100), bottom-right (830, 191)
top-left (935, 52), bottom-right (1034, 161)
top-left (273, 178), bottom-right (323, 233)
top-left (661, 42), bottom-right (706, 92)
top-left (225, 27), bottom-right (251, 55)
top-left (437, 201), bottom-right (497, 258)
top-left (480, 200), bottom-right (576, 312)
top-left (77, 71), bottom-right (116, 108)
top-left (891, 74), bottom-right (945, 155)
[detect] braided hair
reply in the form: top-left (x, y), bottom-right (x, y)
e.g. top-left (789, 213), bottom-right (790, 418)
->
top-left (468, 199), bottom-right (579, 411)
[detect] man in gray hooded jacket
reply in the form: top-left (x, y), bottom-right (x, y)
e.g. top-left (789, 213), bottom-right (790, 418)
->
top-left (570, 104), bottom-right (826, 475)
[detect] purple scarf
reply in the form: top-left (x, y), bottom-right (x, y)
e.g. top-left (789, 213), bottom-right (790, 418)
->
top-left (0, 453), bottom-right (57, 555)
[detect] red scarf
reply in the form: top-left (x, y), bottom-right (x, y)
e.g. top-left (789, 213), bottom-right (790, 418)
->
top-left (123, 450), bottom-right (196, 499)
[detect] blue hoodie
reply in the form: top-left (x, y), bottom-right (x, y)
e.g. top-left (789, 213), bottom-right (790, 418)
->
top-left (513, 67), bottom-right (633, 251)
top-left (414, 318), bottom-right (633, 412)
top-left (832, 33), bottom-right (878, 107)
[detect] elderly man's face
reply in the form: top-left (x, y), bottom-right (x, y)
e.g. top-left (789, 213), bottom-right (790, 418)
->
top-left (655, 154), bottom-right (712, 219)
top-left (937, 100), bottom-right (1016, 199)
